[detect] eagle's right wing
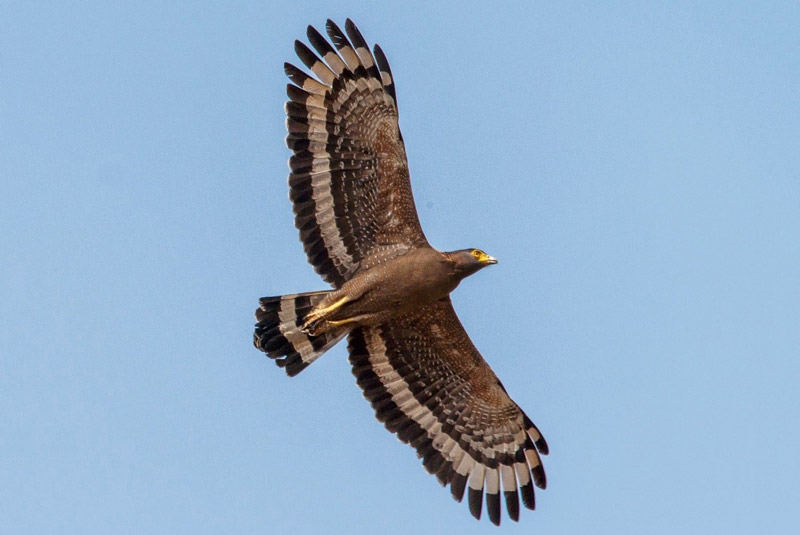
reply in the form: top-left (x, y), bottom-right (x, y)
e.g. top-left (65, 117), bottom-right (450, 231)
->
top-left (285, 19), bottom-right (428, 288)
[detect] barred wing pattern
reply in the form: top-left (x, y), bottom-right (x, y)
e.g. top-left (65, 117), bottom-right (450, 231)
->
top-left (348, 299), bottom-right (549, 526)
top-left (285, 19), bottom-right (428, 288)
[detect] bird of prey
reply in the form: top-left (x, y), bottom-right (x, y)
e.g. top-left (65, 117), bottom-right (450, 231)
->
top-left (254, 19), bottom-right (548, 525)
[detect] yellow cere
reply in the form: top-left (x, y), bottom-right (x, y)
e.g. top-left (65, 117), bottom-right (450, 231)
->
top-left (471, 249), bottom-right (495, 263)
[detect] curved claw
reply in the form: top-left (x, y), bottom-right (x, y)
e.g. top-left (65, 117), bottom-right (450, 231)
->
top-left (301, 295), bottom-right (352, 335)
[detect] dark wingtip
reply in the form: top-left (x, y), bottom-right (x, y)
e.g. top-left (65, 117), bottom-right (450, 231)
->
top-left (504, 490), bottom-right (520, 522)
top-left (486, 491), bottom-right (501, 526)
top-left (533, 464), bottom-right (547, 490)
top-left (468, 487), bottom-right (483, 520)
top-left (325, 18), bottom-right (342, 39)
top-left (451, 473), bottom-right (468, 503)
top-left (536, 436), bottom-right (549, 455)
top-left (520, 479), bottom-right (536, 510)
top-left (435, 463), bottom-right (453, 487)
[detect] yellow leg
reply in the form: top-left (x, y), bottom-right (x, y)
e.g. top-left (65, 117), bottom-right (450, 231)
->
top-left (326, 317), bottom-right (360, 328)
top-left (304, 296), bottom-right (350, 324)
top-left (301, 296), bottom-right (352, 335)
top-left (302, 313), bottom-right (369, 336)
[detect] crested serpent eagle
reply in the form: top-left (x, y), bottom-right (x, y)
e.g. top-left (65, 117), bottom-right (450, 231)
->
top-left (254, 19), bottom-right (548, 525)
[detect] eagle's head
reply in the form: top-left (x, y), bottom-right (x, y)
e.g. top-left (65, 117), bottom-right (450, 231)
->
top-left (447, 248), bottom-right (498, 278)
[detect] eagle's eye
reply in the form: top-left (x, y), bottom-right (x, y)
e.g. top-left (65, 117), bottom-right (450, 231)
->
top-left (471, 249), bottom-right (482, 259)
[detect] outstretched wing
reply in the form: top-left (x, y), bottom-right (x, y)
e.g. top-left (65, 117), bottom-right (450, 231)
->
top-left (285, 19), bottom-right (428, 288)
top-left (347, 299), bottom-right (548, 526)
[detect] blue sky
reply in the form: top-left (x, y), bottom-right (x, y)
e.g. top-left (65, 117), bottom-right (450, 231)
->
top-left (2, 1), bottom-right (799, 533)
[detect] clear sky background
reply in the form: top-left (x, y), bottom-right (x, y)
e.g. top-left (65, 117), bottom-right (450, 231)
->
top-left (2, 1), bottom-right (799, 533)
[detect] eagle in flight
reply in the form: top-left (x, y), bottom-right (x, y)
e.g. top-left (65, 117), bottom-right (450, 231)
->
top-left (254, 19), bottom-right (548, 525)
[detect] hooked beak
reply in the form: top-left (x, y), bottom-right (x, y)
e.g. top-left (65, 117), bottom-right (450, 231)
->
top-left (480, 253), bottom-right (498, 265)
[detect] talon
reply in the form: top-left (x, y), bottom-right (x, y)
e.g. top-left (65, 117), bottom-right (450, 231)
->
top-left (300, 319), bottom-right (322, 336)
top-left (302, 296), bottom-right (351, 333)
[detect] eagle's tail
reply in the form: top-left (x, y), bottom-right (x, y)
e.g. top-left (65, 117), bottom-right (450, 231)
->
top-left (254, 291), bottom-right (349, 376)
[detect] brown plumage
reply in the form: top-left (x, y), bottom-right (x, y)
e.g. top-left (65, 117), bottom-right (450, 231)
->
top-left (254, 19), bottom-right (548, 525)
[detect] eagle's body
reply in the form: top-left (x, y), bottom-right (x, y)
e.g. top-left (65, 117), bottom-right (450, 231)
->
top-left (254, 19), bottom-right (548, 526)
top-left (305, 247), bottom-right (494, 335)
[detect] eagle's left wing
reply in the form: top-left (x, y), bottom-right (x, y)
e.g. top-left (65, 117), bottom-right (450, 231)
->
top-left (347, 298), bottom-right (548, 525)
